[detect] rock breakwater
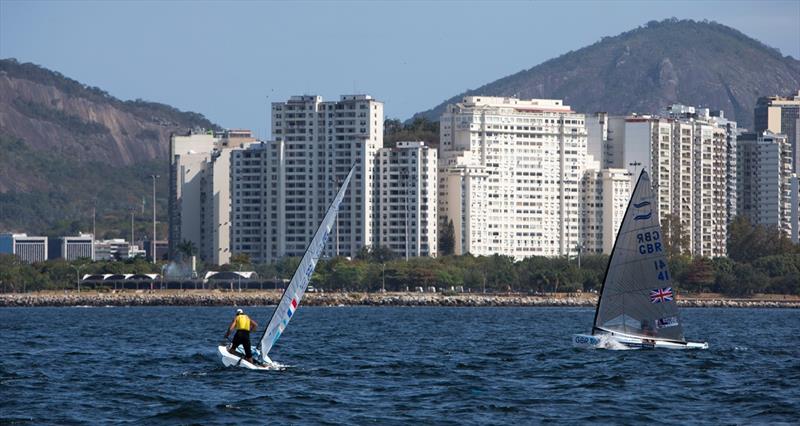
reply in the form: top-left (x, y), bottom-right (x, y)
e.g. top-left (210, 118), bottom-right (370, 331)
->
top-left (0, 292), bottom-right (798, 308)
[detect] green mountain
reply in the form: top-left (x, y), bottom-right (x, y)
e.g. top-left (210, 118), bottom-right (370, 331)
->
top-left (0, 58), bottom-right (220, 239)
top-left (413, 19), bottom-right (800, 129)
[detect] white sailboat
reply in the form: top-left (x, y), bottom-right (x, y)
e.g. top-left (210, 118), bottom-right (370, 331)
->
top-left (573, 170), bottom-right (708, 350)
top-left (217, 163), bottom-right (357, 369)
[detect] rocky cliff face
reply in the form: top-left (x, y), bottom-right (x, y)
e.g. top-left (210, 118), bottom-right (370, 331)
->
top-left (0, 59), bottom-right (218, 235)
top-left (0, 59), bottom-right (217, 176)
top-left (414, 19), bottom-right (800, 129)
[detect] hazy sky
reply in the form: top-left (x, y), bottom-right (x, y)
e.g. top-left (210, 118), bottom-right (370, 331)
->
top-left (2, 0), bottom-right (798, 138)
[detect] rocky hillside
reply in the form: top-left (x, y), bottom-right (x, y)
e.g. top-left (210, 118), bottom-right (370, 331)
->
top-left (0, 59), bottom-right (219, 236)
top-left (414, 19), bottom-right (800, 129)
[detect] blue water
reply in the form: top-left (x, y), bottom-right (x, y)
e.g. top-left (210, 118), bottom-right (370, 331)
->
top-left (0, 307), bottom-right (798, 424)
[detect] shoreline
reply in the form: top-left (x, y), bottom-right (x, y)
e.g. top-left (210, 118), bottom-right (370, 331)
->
top-left (1, 291), bottom-right (798, 308)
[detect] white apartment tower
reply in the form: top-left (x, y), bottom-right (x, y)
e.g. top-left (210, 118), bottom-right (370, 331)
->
top-left (709, 110), bottom-right (739, 223)
top-left (377, 141), bottom-right (438, 258)
top-left (439, 96), bottom-right (588, 259)
top-left (169, 129), bottom-right (255, 265)
top-left (737, 131), bottom-right (795, 236)
top-left (270, 95), bottom-right (384, 259)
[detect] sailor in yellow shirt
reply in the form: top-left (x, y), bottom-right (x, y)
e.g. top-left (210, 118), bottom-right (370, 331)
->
top-left (224, 308), bottom-right (259, 364)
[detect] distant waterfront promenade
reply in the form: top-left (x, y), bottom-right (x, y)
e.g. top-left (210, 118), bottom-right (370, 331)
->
top-left (1, 291), bottom-right (798, 308)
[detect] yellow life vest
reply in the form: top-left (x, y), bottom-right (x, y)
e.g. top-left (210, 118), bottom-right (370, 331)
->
top-left (234, 314), bottom-right (251, 331)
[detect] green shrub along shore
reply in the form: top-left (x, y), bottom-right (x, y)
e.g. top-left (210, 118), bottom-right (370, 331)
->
top-left (1, 218), bottom-right (799, 297)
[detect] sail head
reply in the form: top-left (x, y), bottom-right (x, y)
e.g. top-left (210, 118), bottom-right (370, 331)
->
top-left (593, 170), bottom-right (685, 342)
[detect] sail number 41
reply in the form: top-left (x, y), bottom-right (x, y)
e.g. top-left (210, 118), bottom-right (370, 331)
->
top-left (654, 259), bottom-right (670, 281)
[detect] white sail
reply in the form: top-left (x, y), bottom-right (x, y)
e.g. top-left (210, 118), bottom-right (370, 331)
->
top-left (258, 163), bottom-right (356, 356)
top-left (593, 170), bottom-right (685, 343)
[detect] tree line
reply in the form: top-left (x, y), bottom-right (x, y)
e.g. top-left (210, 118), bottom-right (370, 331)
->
top-left (2, 217), bottom-right (798, 296)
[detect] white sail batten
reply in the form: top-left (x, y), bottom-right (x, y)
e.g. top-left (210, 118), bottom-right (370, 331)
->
top-left (593, 170), bottom-right (685, 343)
top-left (258, 164), bottom-right (356, 356)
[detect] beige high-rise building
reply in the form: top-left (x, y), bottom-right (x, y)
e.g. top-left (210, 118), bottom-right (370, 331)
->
top-left (439, 96), bottom-right (588, 259)
top-left (377, 141), bottom-right (438, 258)
top-left (755, 91), bottom-right (800, 172)
top-left (169, 129), bottom-right (255, 265)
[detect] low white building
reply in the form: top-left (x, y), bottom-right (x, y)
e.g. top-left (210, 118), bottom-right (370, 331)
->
top-left (94, 239), bottom-right (139, 261)
top-left (0, 233), bottom-right (48, 263)
top-left (62, 234), bottom-right (94, 261)
top-left (377, 141), bottom-right (438, 258)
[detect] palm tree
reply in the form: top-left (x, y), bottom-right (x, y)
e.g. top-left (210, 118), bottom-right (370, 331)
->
top-left (177, 240), bottom-right (198, 258)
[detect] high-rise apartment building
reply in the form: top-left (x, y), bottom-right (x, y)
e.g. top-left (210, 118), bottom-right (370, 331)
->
top-left (270, 95), bottom-right (383, 259)
top-left (229, 140), bottom-right (282, 264)
top-left (709, 110), bottom-right (740, 223)
top-left (0, 233), bottom-right (48, 263)
top-left (580, 167), bottom-right (631, 254)
top-left (439, 96), bottom-right (588, 259)
top-left (587, 105), bottom-right (733, 257)
top-left (755, 91), bottom-right (800, 172)
top-left (377, 141), bottom-right (438, 258)
top-left (169, 129), bottom-right (255, 265)
top-left (737, 131), bottom-right (795, 236)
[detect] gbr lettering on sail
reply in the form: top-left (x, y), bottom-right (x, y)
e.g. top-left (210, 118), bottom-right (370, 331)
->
top-left (637, 231), bottom-right (663, 255)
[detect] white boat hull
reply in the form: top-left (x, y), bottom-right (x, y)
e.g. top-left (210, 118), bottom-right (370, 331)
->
top-left (573, 333), bottom-right (708, 350)
top-left (217, 345), bottom-right (280, 370)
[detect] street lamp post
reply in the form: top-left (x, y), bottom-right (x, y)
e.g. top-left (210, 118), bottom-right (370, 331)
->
top-left (629, 161), bottom-right (642, 177)
top-left (70, 264), bottom-right (85, 293)
top-left (129, 207), bottom-right (135, 248)
top-left (381, 263), bottom-right (386, 293)
top-left (150, 174), bottom-right (160, 264)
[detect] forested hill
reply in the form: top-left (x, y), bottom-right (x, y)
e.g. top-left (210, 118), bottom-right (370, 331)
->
top-left (0, 59), bottom-right (219, 237)
top-left (413, 19), bottom-right (800, 129)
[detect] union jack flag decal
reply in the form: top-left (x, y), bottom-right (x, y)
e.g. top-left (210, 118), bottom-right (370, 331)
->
top-left (650, 287), bottom-right (674, 303)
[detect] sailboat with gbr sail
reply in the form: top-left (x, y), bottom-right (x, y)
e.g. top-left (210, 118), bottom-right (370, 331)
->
top-left (573, 170), bottom-right (708, 350)
top-left (217, 163), bottom-right (357, 369)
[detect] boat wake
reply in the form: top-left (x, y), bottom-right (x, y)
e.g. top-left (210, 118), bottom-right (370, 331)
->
top-left (596, 335), bottom-right (634, 351)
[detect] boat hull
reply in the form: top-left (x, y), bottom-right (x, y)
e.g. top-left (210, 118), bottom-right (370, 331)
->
top-left (217, 345), bottom-right (279, 370)
top-left (573, 333), bottom-right (708, 350)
